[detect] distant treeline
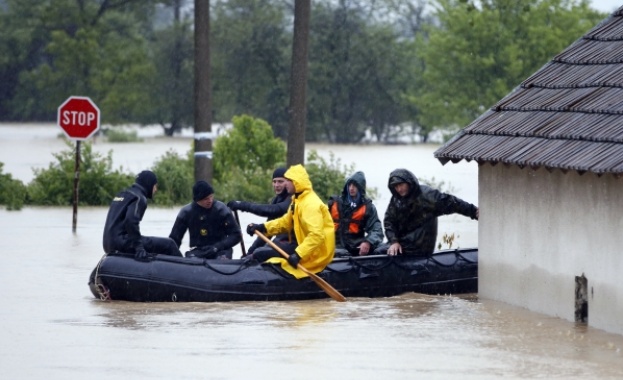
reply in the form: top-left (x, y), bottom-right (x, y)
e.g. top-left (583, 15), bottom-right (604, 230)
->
top-left (0, 0), bottom-right (605, 143)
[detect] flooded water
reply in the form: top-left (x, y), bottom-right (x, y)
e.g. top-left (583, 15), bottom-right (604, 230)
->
top-left (1, 123), bottom-right (623, 379)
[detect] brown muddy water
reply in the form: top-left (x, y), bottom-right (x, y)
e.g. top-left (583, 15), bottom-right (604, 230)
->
top-left (1, 124), bottom-right (622, 379)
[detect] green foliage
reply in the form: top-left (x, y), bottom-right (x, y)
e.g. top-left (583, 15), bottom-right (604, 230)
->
top-left (213, 115), bottom-right (286, 202)
top-left (27, 141), bottom-right (134, 206)
top-left (211, 0), bottom-right (291, 137)
top-left (103, 128), bottom-right (143, 143)
top-left (412, 0), bottom-right (606, 130)
top-left (307, 2), bottom-right (418, 143)
top-left (419, 176), bottom-right (457, 195)
top-left (304, 150), bottom-right (355, 202)
top-left (0, 162), bottom-right (27, 210)
top-left (2, 0), bottom-right (156, 122)
top-left (151, 149), bottom-right (194, 206)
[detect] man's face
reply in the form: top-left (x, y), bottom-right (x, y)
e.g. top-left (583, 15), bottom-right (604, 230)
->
top-left (284, 179), bottom-right (295, 194)
top-left (197, 194), bottom-right (214, 209)
top-left (348, 182), bottom-right (359, 198)
top-left (272, 177), bottom-right (286, 194)
top-left (394, 182), bottom-right (409, 197)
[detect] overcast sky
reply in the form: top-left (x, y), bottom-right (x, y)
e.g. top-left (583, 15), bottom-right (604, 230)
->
top-left (591, 1), bottom-right (621, 13)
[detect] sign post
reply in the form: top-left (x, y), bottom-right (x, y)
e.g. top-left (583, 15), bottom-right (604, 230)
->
top-left (57, 96), bottom-right (100, 233)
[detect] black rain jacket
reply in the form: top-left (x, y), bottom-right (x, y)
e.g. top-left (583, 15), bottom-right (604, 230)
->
top-left (384, 168), bottom-right (478, 256)
top-left (102, 183), bottom-right (149, 254)
top-left (169, 200), bottom-right (241, 251)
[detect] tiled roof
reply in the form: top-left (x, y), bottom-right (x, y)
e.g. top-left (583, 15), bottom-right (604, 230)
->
top-left (434, 6), bottom-right (623, 175)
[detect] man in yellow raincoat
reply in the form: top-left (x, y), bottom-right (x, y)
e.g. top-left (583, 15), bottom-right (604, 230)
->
top-left (246, 164), bottom-right (335, 279)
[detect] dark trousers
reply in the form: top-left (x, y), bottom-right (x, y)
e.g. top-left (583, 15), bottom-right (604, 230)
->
top-left (252, 240), bottom-right (298, 262)
top-left (142, 236), bottom-right (182, 257)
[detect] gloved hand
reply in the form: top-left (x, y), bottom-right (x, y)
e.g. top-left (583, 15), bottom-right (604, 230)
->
top-left (185, 247), bottom-right (198, 258)
top-left (246, 223), bottom-right (266, 237)
top-left (287, 252), bottom-right (301, 268)
top-left (135, 248), bottom-right (150, 261)
top-left (196, 245), bottom-right (219, 258)
top-left (227, 200), bottom-right (241, 211)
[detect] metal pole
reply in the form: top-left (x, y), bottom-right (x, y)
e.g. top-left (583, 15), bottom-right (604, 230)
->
top-left (72, 140), bottom-right (81, 233)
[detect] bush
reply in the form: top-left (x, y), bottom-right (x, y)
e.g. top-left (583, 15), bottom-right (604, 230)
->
top-left (305, 150), bottom-right (378, 201)
top-left (103, 128), bottom-right (143, 143)
top-left (27, 141), bottom-right (134, 206)
top-left (213, 115), bottom-right (287, 203)
top-left (0, 163), bottom-right (28, 210)
top-left (151, 149), bottom-right (194, 206)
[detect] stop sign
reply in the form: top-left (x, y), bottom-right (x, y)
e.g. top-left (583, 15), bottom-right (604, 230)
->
top-left (57, 96), bottom-right (100, 140)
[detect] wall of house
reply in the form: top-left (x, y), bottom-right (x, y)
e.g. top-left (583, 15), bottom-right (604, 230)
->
top-left (479, 164), bottom-right (623, 335)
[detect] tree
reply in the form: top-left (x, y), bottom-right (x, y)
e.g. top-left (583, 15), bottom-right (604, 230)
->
top-left (413, 0), bottom-right (606, 131)
top-left (0, 0), bottom-right (157, 123)
top-left (142, 0), bottom-right (194, 136)
top-left (210, 0), bottom-right (291, 137)
top-left (306, 0), bottom-right (420, 143)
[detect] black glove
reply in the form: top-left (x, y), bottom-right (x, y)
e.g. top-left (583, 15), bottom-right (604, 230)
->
top-left (287, 252), bottom-right (301, 268)
top-left (246, 223), bottom-right (266, 237)
top-left (135, 248), bottom-right (150, 261)
top-left (196, 245), bottom-right (219, 258)
top-left (227, 200), bottom-right (241, 211)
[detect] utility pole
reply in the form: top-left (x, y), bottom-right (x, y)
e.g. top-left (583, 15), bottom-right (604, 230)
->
top-left (194, 0), bottom-right (213, 181)
top-left (287, 0), bottom-right (310, 167)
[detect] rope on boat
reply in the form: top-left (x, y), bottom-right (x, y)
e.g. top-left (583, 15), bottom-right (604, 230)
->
top-left (94, 253), bottom-right (111, 301)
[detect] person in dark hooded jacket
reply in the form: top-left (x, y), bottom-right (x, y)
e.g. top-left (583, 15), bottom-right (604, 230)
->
top-left (328, 171), bottom-right (383, 256)
top-left (169, 180), bottom-right (241, 259)
top-left (227, 167), bottom-right (293, 256)
top-left (378, 168), bottom-right (479, 257)
top-left (102, 170), bottom-right (181, 260)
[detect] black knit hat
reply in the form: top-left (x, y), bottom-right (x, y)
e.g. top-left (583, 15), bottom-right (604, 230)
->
top-left (272, 167), bottom-right (287, 179)
top-left (193, 180), bottom-right (214, 201)
top-left (135, 170), bottom-right (158, 199)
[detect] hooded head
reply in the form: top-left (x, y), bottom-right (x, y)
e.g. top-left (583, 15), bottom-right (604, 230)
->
top-left (284, 164), bottom-right (312, 194)
top-left (135, 170), bottom-right (158, 199)
top-left (193, 180), bottom-right (214, 202)
top-left (342, 171), bottom-right (366, 204)
top-left (387, 168), bottom-right (420, 198)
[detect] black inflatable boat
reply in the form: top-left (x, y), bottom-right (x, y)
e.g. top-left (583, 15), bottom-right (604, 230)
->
top-left (88, 247), bottom-right (478, 302)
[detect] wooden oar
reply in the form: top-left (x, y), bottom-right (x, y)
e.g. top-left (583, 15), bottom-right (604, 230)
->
top-left (232, 210), bottom-right (246, 257)
top-left (254, 230), bottom-right (346, 302)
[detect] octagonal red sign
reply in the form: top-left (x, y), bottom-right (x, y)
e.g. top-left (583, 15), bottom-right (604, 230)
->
top-left (57, 96), bottom-right (100, 140)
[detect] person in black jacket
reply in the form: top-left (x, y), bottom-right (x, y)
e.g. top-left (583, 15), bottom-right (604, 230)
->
top-left (102, 170), bottom-right (181, 260)
top-left (169, 180), bottom-right (241, 259)
top-left (378, 168), bottom-right (479, 257)
top-left (227, 167), bottom-right (293, 256)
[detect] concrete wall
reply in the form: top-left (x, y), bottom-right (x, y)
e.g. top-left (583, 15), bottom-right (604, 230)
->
top-left (479, 164), bottom-right (623, 335)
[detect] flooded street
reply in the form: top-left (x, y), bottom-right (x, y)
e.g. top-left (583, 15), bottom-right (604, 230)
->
top-left (1, 124), bottom-right (622, 379)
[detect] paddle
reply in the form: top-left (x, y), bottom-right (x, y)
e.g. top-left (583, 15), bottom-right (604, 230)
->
top-left (254, 230), bottom-right (346, 302)
top-left (232, 210), bottom-right (246, 257)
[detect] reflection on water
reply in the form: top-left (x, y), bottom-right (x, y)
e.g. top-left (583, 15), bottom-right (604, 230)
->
top-left (1, 125), bottom-right (623, 379)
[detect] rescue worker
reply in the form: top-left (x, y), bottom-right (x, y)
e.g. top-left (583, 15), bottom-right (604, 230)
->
top-left (103, 170), bottom-right (181, 260)
top-left (245, 164), bottom-right (335, 279)
top-left (328, 171), bottom-right (383, 256)
top-left (227, 167), bottom-right (293, 256)
top-left (169, 180), bottom-right (241, 259)
top-left (379, 168), bottom-right (479, 257)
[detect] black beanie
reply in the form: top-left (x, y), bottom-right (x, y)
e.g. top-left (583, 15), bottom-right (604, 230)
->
top-left (135, 170), bottom-right (158, 199)
top-left (272, 167), bottom-right (287, 179)
top-left (193, 180), bottom-right (214, 201)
